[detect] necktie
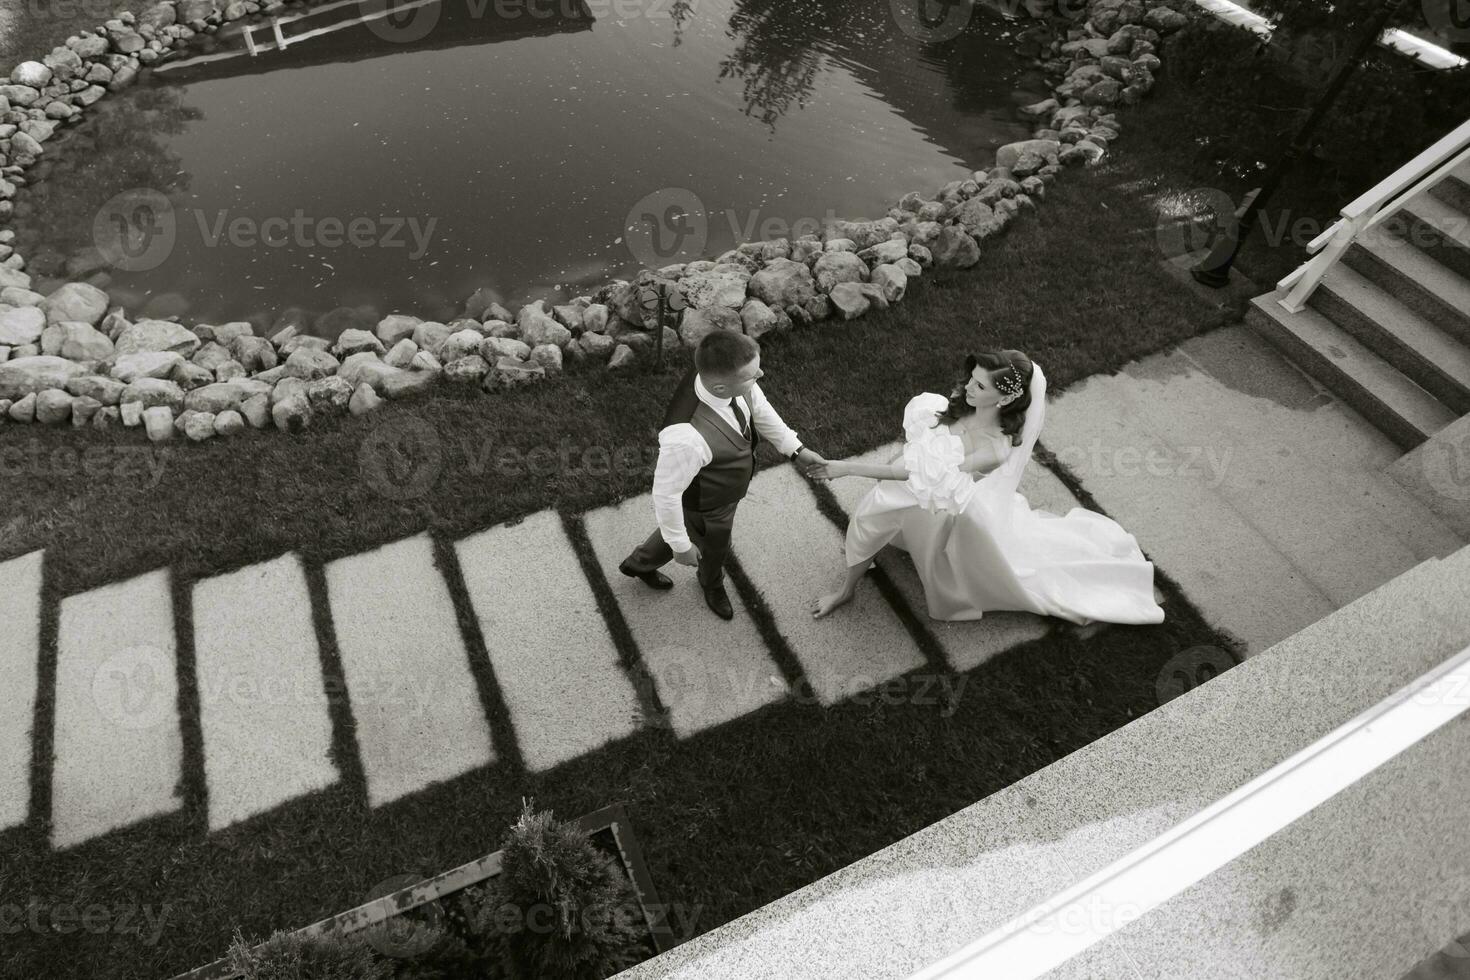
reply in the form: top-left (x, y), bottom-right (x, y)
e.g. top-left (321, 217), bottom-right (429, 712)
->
top-left (731, 399), bottom-right (751, 441)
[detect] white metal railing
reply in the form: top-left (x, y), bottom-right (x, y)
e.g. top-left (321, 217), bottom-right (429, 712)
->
top-left (1276, 116), bottom-right (1470, 313)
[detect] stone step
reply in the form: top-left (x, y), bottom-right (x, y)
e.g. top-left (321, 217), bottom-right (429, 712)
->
top-left (1247, 294), bottom-right (1454, 450)
top-left (1428, 156), bottom-right (1470, 217)
top-left (1386, 413), bottom-right (1470, 540)
top-left (1312, 262), bottom-right (1470, 414)
top-left (1344, 233), bottom-right (1470, 345)
top-left (326, 534), bottom-right (495, 806)
top-left (455, 511), bottom-right (642, 771)
top-left (823, 442), bottom-right (1056, 672)
top-left (0, 551), bottom-right (42, 833)
top-left (733, 464), bottom-right (926, 705)
top-left (52, 570), bottom-right (182, 849)
top-left (194, 554), bottom-right (338, 829)
top-left (1396, 194), bottom-right (1470, 281)
top-left (582, 498), bottom-right (788, 738)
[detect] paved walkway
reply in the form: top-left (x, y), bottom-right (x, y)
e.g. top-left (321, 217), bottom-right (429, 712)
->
top-left (1, 324), bottom-right (1462, 849)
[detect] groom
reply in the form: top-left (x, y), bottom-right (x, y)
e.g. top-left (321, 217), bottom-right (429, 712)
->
top-left (619, 331), bottom-right (825, 619)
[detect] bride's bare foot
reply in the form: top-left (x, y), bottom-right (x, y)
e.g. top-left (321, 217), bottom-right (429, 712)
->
top-left (812, 589), bottom-right (854, 619)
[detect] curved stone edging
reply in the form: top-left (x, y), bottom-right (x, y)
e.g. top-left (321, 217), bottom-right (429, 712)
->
top-left (0, 0), bottom-right (1191, 441)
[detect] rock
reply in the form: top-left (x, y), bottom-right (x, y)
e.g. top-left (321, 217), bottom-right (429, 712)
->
top-left (90, 406), bottom-right (120, 429)
top-left (931, 226), bottom-right (981, 268)
top-left (184, 411), bottom-right (217, 441)
top-left (582, 303), bottom-right (608, 334)
top-left (0, 306), bottom-right (45, 346)
top-left (279, 334), bottom-right (330, 356)
top-left (383, 368), bottom-right (436, 400)
top-left (119, 400), bottom-right (143, 427)
top-left (896, 256), bottom-right (923, 278)
top-left (411, 320), bottom-right (451, 354)
top-left (682, 272), bottom-right (748, 310)
top-left (241, 393), bottom-right (270, 428)
top-left (953, 199), bottom-right (1010, 241)
top-left (171, 360), bottom-right (215, 390)
top-left (530, 343), bottom-right (563, 376)
top-left (41, 321), bottom-right (113, 360)
top-left (348, 382), bottom-right (382, 415)
top-left (828, 282), bottom-right (871, 320)
top-left (1019, 97), bottom-right (1059, 119)
top-left (994, 139), bottom-right (1061, 172)
top-left (70, 396), bottom-right (101, 426)
top-left (678, 306), bottom-right (741, 347)
top-left (10, 62), bottom-right (52, 87)
top-left (579, 331), bottom-right (615, 361)
top-left (857, 240), bottom-right (909, 265)
top-left (7, 392), bottom-right (35, 422)
top-left (384, 338), bottom-right (418, 368)
top-left (748, 258), bottom-right (817, 315)
top-left (482, 336), bottom-right (531, 361)
top-left (120, 377), bottom-right (186, 412)
top-left (826, 218), bottom-right (898, 250)
top-left (1061, 139), bottom-right (1106, 165)
top-left (0, 354), bottom-right (86, 398)
top-left (375, 314), bottom-right (421, 345)
top-left (65, 374), bottom-right (125, 405)
top-left (191, 341), bottom-right (235, 373)
top-left (183, 378), bottom-right (270, 414)
top-left (813, 251), bottom-right (868, 292)
top-left (271, 392), bottom-right (311, 432)
top-left (551, 303), bottom-right (585, 332)
top-left (39, 282), bottom-right (109, 326)
top-left (283, 346), bottom-right (340, 380)
top-left (210, 322), bottom-right (255, 347)
top-left (607, 344), bottom-right (637, 375)
top-left (332, 328), bottom-right (385, 358)
top-left (306, 375), bottom-right (353, 412)
top-left (483, 319), bottom-right (519, 339)
top-left (1081, 78), bottom-right (1123, 106)
top-left (143, 405), bottom-right (174, 442)
top-left (740, 298), bottom-right (783, 339)
top-left (229, 335), bottom-right (275, 372)
top-left (1143, 6), bottom-right (1188, 32)
top-left (111, 350), bottom-right (185, 382)
top-left (213, 410), bottom-right (245, 437)
top-left (438, 328), bottom-right (484, 363)
top-left (870, 264), bottom-right (908, 303)
top-left (823, 238), bottom-right (858, 253)
top-left (519, 307), bottom-right (572, 348)
top-left (114, 318), bottom-right (201, 357)
top-left (34, 388), bottom-right (72, 424)
top-left (444, 354), bottom-right (490, 384)
top-left (485, 355), bottom-right (546, 389)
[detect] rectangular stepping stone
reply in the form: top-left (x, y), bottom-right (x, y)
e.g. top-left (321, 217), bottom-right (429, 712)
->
top-left (327, 535), bottom-right (495, 806)
top-left (52, 569), bottom-right (181, 849)
top-left (0, 551), bottom-right (42, 832)
top-left (824, 444), bottom-right (1055, 673)
top-left (455, 511), bottom-right (640, 771)
top-left (583, 497), bottom-right (787, 738)
top-left (735, 464), bottom-right (925, 705)
top-left (194, 554), bottom-right (338, 829)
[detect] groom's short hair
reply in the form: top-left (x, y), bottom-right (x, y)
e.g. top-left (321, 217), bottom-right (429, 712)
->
top-left (695, 331), bottom-right (759, 377)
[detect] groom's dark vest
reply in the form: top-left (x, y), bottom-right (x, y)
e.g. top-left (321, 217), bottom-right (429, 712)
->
top-left (663, 368), bottom-right (760, 512)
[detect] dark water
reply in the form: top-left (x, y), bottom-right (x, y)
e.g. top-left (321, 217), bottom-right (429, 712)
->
top-left (9, 0), bottom-right (1042, 331)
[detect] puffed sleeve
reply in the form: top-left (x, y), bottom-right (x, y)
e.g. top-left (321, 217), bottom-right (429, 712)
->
top-left (901, 394), bottom-right (976, 514)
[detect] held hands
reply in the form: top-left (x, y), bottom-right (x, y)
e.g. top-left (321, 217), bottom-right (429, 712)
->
top-left (793, 447), bottom-right (827, 478)
top-left (673, 544), bottom-right (701, 567)
top-left (806, 459), bottom-right (849, 482)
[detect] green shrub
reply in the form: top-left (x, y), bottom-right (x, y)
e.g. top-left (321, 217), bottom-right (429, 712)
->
top-left (226, 927), bottom-right (395, 980)
top-left (464, 801), bottom-right (648, 980)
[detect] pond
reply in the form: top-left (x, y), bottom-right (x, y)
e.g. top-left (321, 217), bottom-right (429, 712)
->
top-left (8, 0), bottom-right (1045, 335)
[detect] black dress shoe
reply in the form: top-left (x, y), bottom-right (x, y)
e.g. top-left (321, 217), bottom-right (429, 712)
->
top-left (702, 582), bottom-right (734, 620)
top-left (619, 560), bottom-right (673, 590)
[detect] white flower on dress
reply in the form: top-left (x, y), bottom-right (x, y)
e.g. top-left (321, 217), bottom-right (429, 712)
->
top-left (900, 393), bottom-right (977, 514)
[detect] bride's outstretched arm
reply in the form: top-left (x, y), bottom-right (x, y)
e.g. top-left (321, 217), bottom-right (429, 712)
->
top-left (809, 459), bottom-right (909, 481)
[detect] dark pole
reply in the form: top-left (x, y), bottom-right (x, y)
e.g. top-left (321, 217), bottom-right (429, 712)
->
top-left (1191, 0), bottom-right (1411, 287)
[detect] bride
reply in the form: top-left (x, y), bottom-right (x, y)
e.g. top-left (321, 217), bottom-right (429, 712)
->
top-left (810, 349), bottom-right (1165, 626)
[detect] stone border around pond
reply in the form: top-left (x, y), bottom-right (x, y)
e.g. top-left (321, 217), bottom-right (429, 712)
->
top-left (0, 0), bottom-right (1191, 442)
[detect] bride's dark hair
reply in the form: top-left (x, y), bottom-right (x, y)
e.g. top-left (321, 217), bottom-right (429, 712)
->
top-left (937, 349), bottom-right (1035, 446)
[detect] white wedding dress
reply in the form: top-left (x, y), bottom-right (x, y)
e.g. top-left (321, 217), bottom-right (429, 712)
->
top-left (843, 364), bottom-right (1165, 625)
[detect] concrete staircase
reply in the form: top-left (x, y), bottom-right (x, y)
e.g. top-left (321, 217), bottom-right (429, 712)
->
top-left (1248, 159), bottom-right (1470, 450)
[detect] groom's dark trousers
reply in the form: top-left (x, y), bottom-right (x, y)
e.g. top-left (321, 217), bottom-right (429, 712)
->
top-left (623, 368), bottom-right (759, 591)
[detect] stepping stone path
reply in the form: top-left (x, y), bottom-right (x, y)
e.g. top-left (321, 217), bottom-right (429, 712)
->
top-left (583, 498), bottom-right (788, 737)
top-left (455, 511), bottom-right (642, 771)
top-left (194, 554), bottom-right (337, 830)
top-left (52, 569), bottom-right (182, 849)
top-left (327, 535), bottom-right (494, 806)
top-left (0, 551), bottom-right (42, 833)
top-left (0, 452), bottom-right (1133, 849)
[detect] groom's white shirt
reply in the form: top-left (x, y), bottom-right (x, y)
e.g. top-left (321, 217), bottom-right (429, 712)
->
top-left (652, 373), bottom-right (802, 553)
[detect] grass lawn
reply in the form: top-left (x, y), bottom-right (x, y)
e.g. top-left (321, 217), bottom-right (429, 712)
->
top-left (0, 81), bottom-right (1260, 980)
